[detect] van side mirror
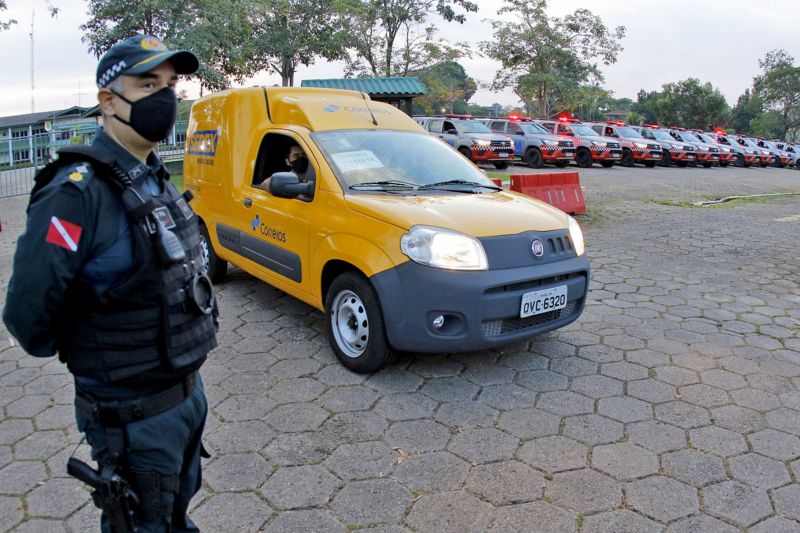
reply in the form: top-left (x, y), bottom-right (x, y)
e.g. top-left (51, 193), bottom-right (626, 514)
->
top-left (269, 172), bottom-right (314, 199)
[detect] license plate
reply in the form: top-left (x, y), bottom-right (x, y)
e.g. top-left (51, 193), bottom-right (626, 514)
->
top-left (564, 152), bottom-right (575, 157)
top-left (611, 151), bottom-right (621, 157)
top-left (712, 155), bottom-right (718, 159)
top-left (499, 152), bottom-right (509, 157)
top-left (652, 154), bottom-right (661, 159)
top-left (520, 286), bottom-right (568, 318)
top-left (688, 155), bottom-right (695, 159)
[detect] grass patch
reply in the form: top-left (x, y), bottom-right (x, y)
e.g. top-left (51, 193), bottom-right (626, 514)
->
top-left (170, 174), bottom-right (183, 193)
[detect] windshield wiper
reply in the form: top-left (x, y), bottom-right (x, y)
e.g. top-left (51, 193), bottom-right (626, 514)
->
top-left (419, 179), bottom-right (502, 191)
top-left (349, 180), bottom-right (419, 190)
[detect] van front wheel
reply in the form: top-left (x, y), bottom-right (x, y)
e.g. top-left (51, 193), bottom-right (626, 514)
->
top-left (325, 272), bottom-right (395, 373)
top-left (199, 223), bottom-right (227, 284)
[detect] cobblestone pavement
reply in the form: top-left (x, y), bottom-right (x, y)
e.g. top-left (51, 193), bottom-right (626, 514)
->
top-left (1, 165), bottom-right (799, 532)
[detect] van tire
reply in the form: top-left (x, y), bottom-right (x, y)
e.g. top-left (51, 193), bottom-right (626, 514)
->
top-left (199, 223), bottom-right (228, 284)
top-left (576, 148), bottom-right (593, 168)
top-left (734, 154), bottom-right (745, 167)
top-left (661, 150), bottom-right (672, 167)
top-left (458, 147), bottom-right (473, 161)
top-left (524, 147), bottom-right (544, 168)
top-left (325, 272), bottom-right (395, 373)
top-left (492, 161), bottom-right (510, 169)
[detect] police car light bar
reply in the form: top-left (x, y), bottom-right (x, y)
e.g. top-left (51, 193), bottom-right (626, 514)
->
top-left (641, 123), bottom-right (659, 129)
top-left (444, 113), bottom-right (473, 120)
top-left (606, 120), bottom-right (626, 126)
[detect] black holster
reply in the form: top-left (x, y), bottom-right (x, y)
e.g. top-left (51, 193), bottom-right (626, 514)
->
top-left (68, 458), bottom-right (139, 533)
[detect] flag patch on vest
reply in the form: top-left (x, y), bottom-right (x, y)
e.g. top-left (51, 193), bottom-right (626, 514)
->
top-left (46, 216), bottom-right (83, 252)
top-left (153, 206), bottom-right (176, 229)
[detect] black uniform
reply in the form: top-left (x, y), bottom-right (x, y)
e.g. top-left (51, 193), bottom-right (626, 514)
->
top-left (3, 130), bottom-right (217, 532)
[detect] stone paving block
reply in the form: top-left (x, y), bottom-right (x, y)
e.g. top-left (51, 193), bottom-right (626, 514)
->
top-left (219, 371), bottom-right (275, 395)
top-left (562, 414), bottom-right (623, 445)
top-left (627, 420), bottom-right (686, 452)
top-left (583, 509), bottom-right (662, 533)
top-left (6, 394), bottom-right (52, 418)
top-left (393, 450), bottom-right (470, 492)
top-left (570, 374), bottom-right (623, 399)
top-left (729, 452), bottom-right (791, 490)
top-left (748, 429), bottom-right (800, 461)
top-left (578, 345), bottom-right (624, 364)
top-left (331, 479), bottom-right (412, 525)
top-left (0, 495), bottom-right (24, 531)
top-left (263, 510), bottom-right (346, 533)
top-left (264, 402), bottom-right (329, 433)
top-left (261, 431), bottom-right (336, 466)
top-left (703, 480), bottom-right (772, 527)
top-left (488, 501), bottom-right (576, 533)
top-left (550, 357), bottom-right (598, 377)
top-left (0, 419), bottom-right (34, 445)
top-left (496, 351), bottom-right (549, 371)
top-left (772, 484), bottom-right (800, 521)
top-left (597, 396), bottom-right (652, 423)
top-left (701, 369), bottom-right (747, 390)
top-left (655, 401), bottom-right (710, 429)
top-left (689, 425), bottom-right (748, 457)
top-left (193, 493), bottom-right (272, 532)
top-left (259, 464), bottom-right (340, 510)
top-left (515, 369), bottom-right (569, 392)
top-left (626, 349), bottom-right (671, 368)
top-left (267, 358), bottom-right (321, 379)
top-left (671, 352), bottom-right (718, 370)
top-left (529, 339), bottom-right (577, 359)
top-left (545, 469), bottom-right (622, 513)
top-left (320, 411), bottom-right (389, 446)
top-left (627, 379), bottom-right (678, 404)
top-left (460, 361), bottom-right (516, 386)
top-left (517, 435), bottom-right (588, 472)
top-left (712, 405), bottom-right (767, 433)
top-left (374, 393), bottom-right (438, 421)
top-left (406, 356), bottom-right (464, 378)
top-left (12, 430), bottom-right (67, 461)
top-left (324, 441), bottom-right (396, 481)
top-left (384, 419), bottom-right (451, 453)
top-left (268, 377), bottom-right (327, 404)
top-left (677, 383), bottom-right (730, 409)
top-left (478, 384), bottom-right (538, 410)
top-left (661, 449), bottom-right (727, 487)
top-left (204, 452), bottom-right (270, 492)
top-left (654, 366), bottom-right (700, 387)
top-left (317, 385), bottom-right (381, 413)
top-left (601, 361), bottom-right (649, 381)
top-left (592, 442), bottom-right (659, 481)
top-left (719, 356), bottom-right (760, 375)
top-left (447, 427), bottom-right (519, 463)
top-left (627, 476), bottom-right (698, 522)
top-left (406, 490), bottom-right (493, 533)
top-left (536, 391), bottom-right (594, 416)
top-left (434, 400), bottom-right (498, 429)
top-left (750, 516), bottom-right (800, 533)
top-left (418, 376), bottom-right (479, 401)
top-left (364, 369), bottom-right (423, 394)
top-left (206, 420), bottom-right (274, 454)
top-left (315, 364), bottom-right (369, 386)
top-left (464, 460), bottom-right (545, 505)
top-left (212, 393), bottom-right (275, 422)
top-left (496, 407), bottom-right (560, 439)
top-left (9, 518), bottom-right (67, 532)
top-left (731, 388), bottom-right (781, 412)
top-left (24, 477), bottom-right (87, 519)
top-left (792, 458), bottom-right (800, 479)
top-left (0, 460), bottom-right (47, 494)
top-left (666, 515), bottom-right (739, 532)
top-left (766, 408), bottom-right (800, 436)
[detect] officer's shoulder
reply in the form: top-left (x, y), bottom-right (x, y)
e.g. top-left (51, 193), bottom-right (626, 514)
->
top-left (51, 161), bottom-right (97, 192)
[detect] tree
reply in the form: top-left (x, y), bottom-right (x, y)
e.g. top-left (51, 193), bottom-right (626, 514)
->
top-left (728, 89), bottom-right (763, 134)
top-left (749, 111), bottom-right (783, 139)
top-left (412, 60), bottom-right (477, 114)
top-left (245, 0), bottom-right (351, 86)
top-left (480, 0), bottom-right (625, 118)
top-left (343, 0), bottom-right (477, 78)
top-left (0, 1), bottom-right (16, 31)
top-left (753, 49), bottom-right (800, 139)
top-left (630, 79), bottom-right (729, 129)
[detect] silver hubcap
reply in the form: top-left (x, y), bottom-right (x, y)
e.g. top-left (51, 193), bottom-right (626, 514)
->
top-left (331, 290), bottom-right (369, 358)
top-left (199, 235), bottom-right (210, 271)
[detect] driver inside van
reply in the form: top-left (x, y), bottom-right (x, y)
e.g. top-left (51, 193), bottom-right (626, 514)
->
top-left (254, 142), bottom-right (310, 191)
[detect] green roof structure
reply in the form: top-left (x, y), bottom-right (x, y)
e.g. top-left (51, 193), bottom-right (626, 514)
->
top-left (301, 77), bottom-right (426, 97)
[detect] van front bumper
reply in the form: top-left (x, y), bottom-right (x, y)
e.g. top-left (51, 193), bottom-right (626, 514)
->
top-left (371, 255), bottom-right (590, 353)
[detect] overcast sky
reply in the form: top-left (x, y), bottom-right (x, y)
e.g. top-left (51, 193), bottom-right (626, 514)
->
top-left (1, 0), bottom-right (799, 117)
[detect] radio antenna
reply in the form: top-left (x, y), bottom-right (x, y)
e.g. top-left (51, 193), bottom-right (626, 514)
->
top-left (30, 10), bottom-right (35, 113)
top-left (361, 92), bottom-right (378, 126)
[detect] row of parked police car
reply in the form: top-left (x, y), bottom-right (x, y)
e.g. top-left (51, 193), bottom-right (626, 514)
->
top-left (413, 114), bottom-right (800, 171)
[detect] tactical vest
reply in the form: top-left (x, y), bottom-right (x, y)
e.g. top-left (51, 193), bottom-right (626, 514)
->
top-left (34, 145), bottom-right (217, 383)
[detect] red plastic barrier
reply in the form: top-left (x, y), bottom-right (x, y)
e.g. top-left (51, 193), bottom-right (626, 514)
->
top-left (490, 178), bottom-right (503, 187)
top-left (509, 172), bottom-right (586, 215)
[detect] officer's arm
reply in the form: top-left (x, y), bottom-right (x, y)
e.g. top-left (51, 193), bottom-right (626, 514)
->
top-left (2, 166), bottom-right (97, 357)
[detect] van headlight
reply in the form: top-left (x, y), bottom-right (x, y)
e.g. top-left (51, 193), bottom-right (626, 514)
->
top-left (400, 226), bottom-right (488, 270)
top-left (568, 216), bottom-right (585, 256)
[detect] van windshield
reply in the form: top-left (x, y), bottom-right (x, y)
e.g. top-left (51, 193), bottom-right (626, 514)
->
top-left (312, 130), bottom-right (495, 189)
top-left (456, 121), bottom-right (492, 133)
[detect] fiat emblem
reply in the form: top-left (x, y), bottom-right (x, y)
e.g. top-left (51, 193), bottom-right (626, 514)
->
top-left (531, 239), bottom-right (544, 258)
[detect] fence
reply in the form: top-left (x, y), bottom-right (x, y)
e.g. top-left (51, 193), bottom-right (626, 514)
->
top-left (0, 127), bottom-right (187, 199)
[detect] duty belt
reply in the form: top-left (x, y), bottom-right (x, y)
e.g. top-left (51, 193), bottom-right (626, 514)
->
top-left (75, 372), bottom-right (196, 427)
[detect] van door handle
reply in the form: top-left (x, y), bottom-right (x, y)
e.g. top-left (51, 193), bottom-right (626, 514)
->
top-left (243, 198), bottom-right (252, 208)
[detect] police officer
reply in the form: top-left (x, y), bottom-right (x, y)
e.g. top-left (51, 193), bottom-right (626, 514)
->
top-left (3, 35), bottom-right (217, 532)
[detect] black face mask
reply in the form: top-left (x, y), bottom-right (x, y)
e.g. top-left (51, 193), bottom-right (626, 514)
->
top-left (112, 87), bottom-right (177, 142)
top-left (290, 156), bottom-right (309, 174)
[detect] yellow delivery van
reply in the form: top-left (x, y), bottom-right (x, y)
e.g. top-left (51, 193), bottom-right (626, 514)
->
top-left (184, 87), bottom-right (589, 373)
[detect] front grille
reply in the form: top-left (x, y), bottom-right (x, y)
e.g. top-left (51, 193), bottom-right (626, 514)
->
top-left (558, 140), bottom-right (573, 147)
top-left (648, 144), bottom-right (660, 150)
top-left (491, 140), bottom-right (511, 147)
top-left (483, 301), bottom-right (578, 336)
top-left (607, 142), bottom-right (621, 149)
top-left (709, 146), bottom-right (719, 152)
top-left (486, 274), bottom-right (574, 296)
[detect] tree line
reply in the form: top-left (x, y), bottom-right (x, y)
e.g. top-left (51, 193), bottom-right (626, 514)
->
top-left (2, 0), bottom-right (798, 139)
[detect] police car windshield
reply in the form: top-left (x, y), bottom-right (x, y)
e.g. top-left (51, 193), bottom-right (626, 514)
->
top-left (572, 125), bottom-right (598, 136)
top-left (456, 121), bottom-right (491, 133)
top-left (523, 123), bottom-right (550, 135)
top-left (696, 133), bottom-right (714, 144)
top-left (652, 130), bottom-right (674, 141)
top-left (312, 130), bottom-right (495, 190)
top-left (616, 127), bottom-right (643, 138)
top-left (679, 132), bottom-right (701, 143)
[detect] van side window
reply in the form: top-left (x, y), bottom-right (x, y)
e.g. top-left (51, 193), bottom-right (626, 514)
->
top-left (428, 120), bottom-right (444, 133)
top-left (252, 133), bottom-right (315, 201)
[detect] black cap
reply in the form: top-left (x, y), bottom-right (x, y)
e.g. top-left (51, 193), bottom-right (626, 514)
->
top-left (96, 35), bottom-right (199, 88)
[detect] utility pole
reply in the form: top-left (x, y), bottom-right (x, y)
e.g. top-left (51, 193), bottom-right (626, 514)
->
top-left (30, 10), bottom-right (35, 113)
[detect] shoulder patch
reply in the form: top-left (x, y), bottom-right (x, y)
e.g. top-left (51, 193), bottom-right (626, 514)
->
top-left (58, 162), bottom-right (94, 191)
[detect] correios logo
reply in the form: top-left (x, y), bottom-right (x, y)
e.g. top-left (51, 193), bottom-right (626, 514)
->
top-left (251, 214), bottom-right (286, 243)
